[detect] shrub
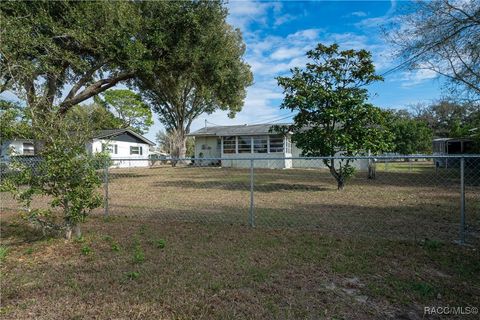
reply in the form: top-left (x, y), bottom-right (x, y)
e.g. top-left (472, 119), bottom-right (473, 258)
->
top-left (132, 240), bottom-right (145, 263)
top-left (155, 239), bottom-right (166, 249)
top-left (125, 271), bottom-right (140, 280)
top-left (0, 113), bottom-right (104, 240)
top-left (0, 246), bottom-right (8, 262)
top-left (81, 245), bottom-right (92, 256)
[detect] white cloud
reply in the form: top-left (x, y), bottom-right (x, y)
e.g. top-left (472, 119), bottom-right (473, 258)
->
top-left (274, 13), bottom-right (297, 26)
top-left (287, 28), bottom-right (322, 41)
top-left (399, 68), bottom-right (438, 87)
top-left (227, 0), bottom-right (276, 31)
top-left (354, 0), bottom-right (396, 29)
top-left (350, 11), bottom-right (368, 18)
top-left (270, 47), bottom-right (304, 61)
top-left (189, 86), bottom-right (291, 132)
top-left (355, 16), bottom-right (389, 29)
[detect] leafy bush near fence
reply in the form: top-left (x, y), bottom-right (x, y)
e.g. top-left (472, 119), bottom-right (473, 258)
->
top-left (0, 114), bottom-right (104, 240)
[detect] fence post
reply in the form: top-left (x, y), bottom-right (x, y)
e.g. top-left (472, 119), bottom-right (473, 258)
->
top-left (104, 160), bottom-right (109, 219)
top-left (460, 157), bottom-right (465, 244)
top-left (249, 159), bottom-right (255, 227)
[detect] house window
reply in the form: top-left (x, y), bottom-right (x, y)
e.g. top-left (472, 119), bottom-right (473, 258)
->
top-left (130, 146), bottom-right (143, 155)
top-left (269, 135), bottom-right (284, 153)
top-left (238, 136), bottom-right (252, 153)
top-left (23, 142), bottom-right (35, 156)
top-left (102, 144), bottom-right (118, 154)
top-left (223, 136), bottom-right (236, 154)
top-left (253, 136), bottom-right (268, 153)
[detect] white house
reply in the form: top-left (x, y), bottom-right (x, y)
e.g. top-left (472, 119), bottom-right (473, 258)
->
top-left (188, 123), bottom-right (369, 170)
top-left (1, 129), bottom-right (155, 168)
top-left (0, 139), bottom-right (36, 157)
top-left (88, 129), bottom-right (155, 168)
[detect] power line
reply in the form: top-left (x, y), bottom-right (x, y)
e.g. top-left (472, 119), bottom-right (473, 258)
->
top-left (205, 120), bottom-right (222, 126)
top-left (249, 113), bottom-right (294, 125)
top-left (258, 114), bottom-right (294, 124)
top-left (379, 22), bottom-right (468, 78)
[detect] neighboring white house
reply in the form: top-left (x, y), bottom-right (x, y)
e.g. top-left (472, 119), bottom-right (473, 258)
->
top-left (1, 129), bottom-right (155, 168)
top-left (88, 129), bottom-right (155, 168)
top-left (0, 139), bottom-right (36, 158)
top-left (188, 123), bottom-right (369, 170)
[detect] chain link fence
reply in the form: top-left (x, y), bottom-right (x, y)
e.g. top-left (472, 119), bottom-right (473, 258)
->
top-left (1, 155), bottom-right (479, 244)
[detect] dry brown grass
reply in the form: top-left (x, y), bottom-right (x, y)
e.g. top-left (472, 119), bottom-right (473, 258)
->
top-left (1, 164), bottom-right (479, 319)
top-left (103, 164), bottom-right (479, 241)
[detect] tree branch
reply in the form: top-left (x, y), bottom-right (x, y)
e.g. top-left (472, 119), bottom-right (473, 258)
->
top-left (63, 63), bottom-right (105, 102)
top-left (58, 71), bottom-right (135, 115)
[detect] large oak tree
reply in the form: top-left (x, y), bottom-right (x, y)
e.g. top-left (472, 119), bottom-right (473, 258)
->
top-left (0, 0), bottom-right (151, 117)
top-left (138, 1), bottom-right (253, 158)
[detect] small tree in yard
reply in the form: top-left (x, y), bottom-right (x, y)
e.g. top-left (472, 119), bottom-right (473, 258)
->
top-left (1, 111), bottom-right (103, 239)
top-left (276, 44), bottom-right (392, 190)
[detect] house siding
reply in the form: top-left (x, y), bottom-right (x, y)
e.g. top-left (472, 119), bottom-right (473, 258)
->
top-left (194, 136), bottom-right (220, 166)
top-left (0, 139), bottom-right (35, 158)
top-left (193, 135), bottom-right (292, 168)
top-left (90, 139), bottom-right (151, 168)
top-left (192, 135), bottom-right (369, 170)
top-left (291, 144), bottom-right (369, 170)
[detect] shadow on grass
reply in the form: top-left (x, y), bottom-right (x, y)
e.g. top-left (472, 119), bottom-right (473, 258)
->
top-left (101, 196), bottom-right (480, 244)
top-left (152, 179), bottom-right (331, 192)
top-left (147, 170), bottom-right (469, 191)
top-left (0, 220), bottom-right (50, 244)
top-left (108, 172), bottom-right (155, 180)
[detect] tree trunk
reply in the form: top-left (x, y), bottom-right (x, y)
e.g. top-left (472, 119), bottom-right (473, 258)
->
top-left (178, 136), bottom-right (187, 159)
top-left (64, 223), bottom-right (81, 240)
top-left (367, 161), bottom-right (376, 179)
top-left (65, 224), bottom-right (72, 240)
top-left (329, 166), bottom-right (346, 190)
top-left (171, 135), bottom-right (187, 167)
top-left (74, 224), bottom-right (82, 238)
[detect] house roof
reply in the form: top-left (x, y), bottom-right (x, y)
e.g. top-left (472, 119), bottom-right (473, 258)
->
top-left (188, 123), bottom-right (291, 137)
top-left (433, 138), bottom-right (474, 142)
top-left (93, 129), bottom-right (155, 146)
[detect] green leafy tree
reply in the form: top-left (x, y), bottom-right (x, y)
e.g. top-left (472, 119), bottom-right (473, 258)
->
top-left (276, 44), bottom-right (392, 190)
top-left (1, 112), bottom-right (103, 239)
top-left (0, 0), bottom-right (148, 115)
top-left (414, 100), bottom-right (477, 138)
top-left (0, 99), bottom-right (31, 145)
top-left (99, 90), bottom-right (153, 135)
top-left (139, 0), bottom-right (252, 158)
top-left (64, 103), bottom-right (125, 132)
top-left (387, 110), bottom-right (433, 155)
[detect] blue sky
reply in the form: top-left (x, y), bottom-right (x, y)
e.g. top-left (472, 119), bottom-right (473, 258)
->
top-left (1, 1), bottom-right (446, 142)
top-left (180, 0), bottom-right (443, 142)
